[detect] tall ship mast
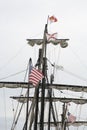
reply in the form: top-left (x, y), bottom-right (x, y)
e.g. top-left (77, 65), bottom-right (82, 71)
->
top-left (0, 16), bottom-right (87, 130)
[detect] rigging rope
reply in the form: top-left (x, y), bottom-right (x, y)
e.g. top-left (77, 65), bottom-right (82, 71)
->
top-left (69, 45), bottom-right (87, 71)
top-left (54, 64), bottom-right (87, 83)
top-left (47, 58), bottom-right (87, 98)
top-left (47, 46), bottom-right (87, 130)
top-left (76, 92), bottom-right (84, 130)
top-left (0, 69), bottom-right (26, 81)
top-left (0, 44), bottom-right (26, 72)
top-left (0, 30), bottom-right (43, 73)
top-left (52, 90), bottom-right (61, 129)
top-left (63, 68), bottom-right (87, 83)
top-left (11, 61), bottom-right (29, 130)
top-left (47, 48), bottom-right (61, 130)
top-left (3, 88), bottom-right (7, 130)
top-left (47, 43), bottom-right (87, 85)
top-left (47, 46), bottom-right (87, 83)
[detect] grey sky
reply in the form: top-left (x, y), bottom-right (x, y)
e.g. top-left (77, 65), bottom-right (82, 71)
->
top-left (0, 0), bottom-right (87, 129)
top-left (0, 0), bottom-right (87, 83)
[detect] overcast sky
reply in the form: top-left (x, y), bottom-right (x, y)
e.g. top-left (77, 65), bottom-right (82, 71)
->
top-left (0, 0), bottom-right (87, 83)
top-left (0, 0), bottom-right (87, 129)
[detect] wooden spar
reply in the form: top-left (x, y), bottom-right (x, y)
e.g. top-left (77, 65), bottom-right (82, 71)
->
top-left (48, 89), bottom-right (51, 130)
top-left (61, 103), bottom-right (67, 130)
top-left (25, 58), bottom-right (32, 130)
top-left (34, 49), bottom-right (42, 130)
top-left (1, 82), bottom-right (87, 93)
top-left (10, 96), bottom-right (87, 104)
top-left (40, 24), bottom-right (48, 130)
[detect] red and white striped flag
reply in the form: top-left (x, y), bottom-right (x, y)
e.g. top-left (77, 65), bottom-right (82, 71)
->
top-left (48, 15), bottom-right (58, 23)
top-left (67, 112), bottom-right (76, 123)
top-left (29, 67), bottom-right (44, 86)
top-left (46, 32), bottom-right (57, 42)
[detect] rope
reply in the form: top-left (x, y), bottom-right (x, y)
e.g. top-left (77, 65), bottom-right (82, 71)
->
top-left (63, 68), bottom-right (87, 83)
top-left (11, 62), bottom-right (29, 130)
top-left (0, 44), bottom-right (26, 72)
top-left (0, 30), bottom-right (43, 73)
top-left (47, 48), bottom-right (87, 83)
top-left (0, 69), bottom-right (26, 81)
top-left (3, 88), bottom-right (7, 130)
top-left (76, 92), bottom-right (84, 130)
top-left (52, 90), bottom-right (61, 130)
top-left (54, 63), bottom-right (87, 83)
top-left (69, 45), bottom-right (87, 71)
top-left (46, 59), bottom-right (61, 129)
top-left (47, 58), bottom-right (87, 98)
top-left (0, 57), bottom-right (29, 130)
top-left (76, 105), bottom-right (82, 130)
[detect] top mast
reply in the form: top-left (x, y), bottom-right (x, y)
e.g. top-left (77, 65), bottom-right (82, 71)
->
top-left (40, 23), bottom-right (48, 130)
top-left (34, 23), bottom-right (48, 130)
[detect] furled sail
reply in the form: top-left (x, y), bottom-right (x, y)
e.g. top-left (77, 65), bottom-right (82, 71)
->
top-left (0, 82), bottom-right (33, 88)
top-left (27, 39), bottom-right (69, 48)
top-left (1, 82), bottom-right (87, 93)
top-left (49, 84), bottom-right (87, 92)
top-left (37, 121), bottom-right (87, 127)
top-left (10, 96), bottom-right (87, 104)
top-left (27, 39), bottom-right (43, 46)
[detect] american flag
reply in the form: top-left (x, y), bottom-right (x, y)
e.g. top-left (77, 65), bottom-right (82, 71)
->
top-left (29, 67), bottom-right (44, 86)
top-left (67, 112), bottom-right (76, 123)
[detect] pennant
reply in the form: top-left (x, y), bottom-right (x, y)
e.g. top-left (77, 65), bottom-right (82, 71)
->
top-left (46, 32), bottom-right (57, 42)
top-left (48, 15), bottom-right (58, 23)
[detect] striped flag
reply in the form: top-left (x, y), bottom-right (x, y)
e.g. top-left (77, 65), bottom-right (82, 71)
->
top-left (29, 67), bottom-right (44, 86)
top-left (48, 15), bottom-right (58, 23)
top-left (67, 112), bottom-right (76, 123)
top-left (46, 32), bottom-right (57, 42)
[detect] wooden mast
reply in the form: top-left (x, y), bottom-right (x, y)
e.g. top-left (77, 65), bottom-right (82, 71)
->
top-left (34, 23), bottom-right (48, 130)
top-left (40, 24), bottom-right (48, 130)
top-left (25, 58), bottom-right (32, 130)
top-left (34, 49), bottom-right (42, 130)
